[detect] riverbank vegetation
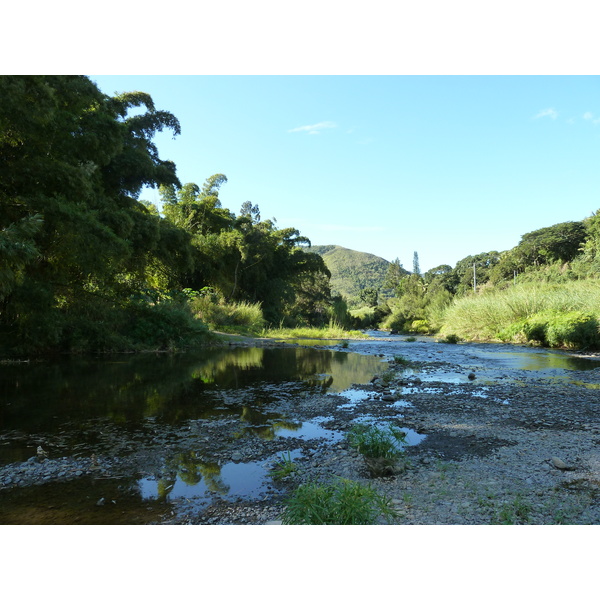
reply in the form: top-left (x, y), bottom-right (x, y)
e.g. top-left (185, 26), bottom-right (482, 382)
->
top-left (342, 215), bottom-right (600, 350)
top-left (260, 323), bottom-right (368, 340)
top-left (0, 76), bottom-right (339, 357)
top-left (3, 76), bottom-right (600, 356)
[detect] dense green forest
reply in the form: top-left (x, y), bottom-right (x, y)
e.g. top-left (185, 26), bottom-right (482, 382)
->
top-left (0, 76), bottom-right (335, 356)
top-left (2, 75), bottom-right (600, 356)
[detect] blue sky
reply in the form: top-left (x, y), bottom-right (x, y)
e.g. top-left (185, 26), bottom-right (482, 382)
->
top-left (89, 75), bottom-right (600, 273)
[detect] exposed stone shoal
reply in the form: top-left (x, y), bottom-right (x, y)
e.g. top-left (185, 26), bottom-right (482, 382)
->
top-left (2, 335), bottom-right (599, 525)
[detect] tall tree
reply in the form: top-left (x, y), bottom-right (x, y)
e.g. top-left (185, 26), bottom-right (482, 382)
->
top-left (0, 76), bottom-right (186, 353)
top-left (161, 175), bottom-right (332, 325)
top-left (383, 258), bottom-right (406, 293)
top-left (412, 251), bottom-right (421, 276)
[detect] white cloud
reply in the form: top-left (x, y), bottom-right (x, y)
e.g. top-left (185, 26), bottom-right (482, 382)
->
top-left (533, 108), bottom-right (558, 120)
top-left (288, 121), bottom-right (337, 134)
top-left (583, 111), bottom-right (594, 120)
top-left (316, 223), bottom-right (386, 233)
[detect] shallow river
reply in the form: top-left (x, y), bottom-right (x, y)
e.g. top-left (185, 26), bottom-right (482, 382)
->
top-left (1, 334), bottom-right (598, 524)
top-left (0, 344), bottom-right (389, 523)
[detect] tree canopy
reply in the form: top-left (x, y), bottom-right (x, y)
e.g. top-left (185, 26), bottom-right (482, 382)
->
top-left (0, 76), bottom-right (332, 355)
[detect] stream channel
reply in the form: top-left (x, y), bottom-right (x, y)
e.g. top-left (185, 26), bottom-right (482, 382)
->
top-left (1, 333), bottom-right (599, 524)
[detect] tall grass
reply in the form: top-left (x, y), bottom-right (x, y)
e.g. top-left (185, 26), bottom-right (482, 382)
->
top-left (440, 280), bottom-right (600, 349)
top-left (190, 296), bottom-right (265, 335)
top-left (281, 478), bottom-right (399, 525)
top-left (261, 321), bottom-right (369, 340)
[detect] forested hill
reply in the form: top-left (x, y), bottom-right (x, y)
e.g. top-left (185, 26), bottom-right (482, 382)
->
top-left (308, 245), bottom-right (397, 305)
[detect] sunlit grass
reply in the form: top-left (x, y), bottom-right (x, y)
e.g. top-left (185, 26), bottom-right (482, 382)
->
top-left (261, 323), bottom-right (369, 340)
top-left (190, 296), bottom-right (265, 335)
top-left (440, 280), bottom-right (600, 348)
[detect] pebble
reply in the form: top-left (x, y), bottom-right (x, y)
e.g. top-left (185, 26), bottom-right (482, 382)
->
top-left (551, 457), bottom-right (571, 470)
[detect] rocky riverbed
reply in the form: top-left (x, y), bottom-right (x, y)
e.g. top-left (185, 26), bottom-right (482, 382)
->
top-left (1, 335), bottom-right (599, 525)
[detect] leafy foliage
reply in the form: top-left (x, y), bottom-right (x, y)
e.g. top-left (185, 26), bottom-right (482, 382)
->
top-left (442, 281), bottom-right (600, 349)
top-left (281, 478), bottom-right (399, 525)
top-left (161, 178), bottom-right (332, 327)
top-left (0, 76), bottom-right (334, 356)
top-left (347, 423), bottom-right (407, 460)
top-left (271, 451), bottom-right (298, 481)
top-left (0, 75), bottom-right (199, 355)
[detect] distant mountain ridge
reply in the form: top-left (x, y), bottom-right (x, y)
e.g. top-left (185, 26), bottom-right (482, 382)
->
top-left (308, 244), bottom-right (399, 305)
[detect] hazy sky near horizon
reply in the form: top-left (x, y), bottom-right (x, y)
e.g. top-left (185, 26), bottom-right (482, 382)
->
top-left (91, 75), bottom-right (600, 272)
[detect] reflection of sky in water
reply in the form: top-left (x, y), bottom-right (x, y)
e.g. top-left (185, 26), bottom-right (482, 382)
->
top-left (138, 460), bottom-right (272, 501)
top-left (400, 427), bottom-right (427, 446)
top-left (398, 386), bottom-right (442, 395)
top-left (391, 399), bottom-right (413, 409)
top-left (276, 420), bottom-right (344, 442)
top-left (419, 373), bottom-right (484, 384)
top-left (337, 388), bottom-right (377, 409)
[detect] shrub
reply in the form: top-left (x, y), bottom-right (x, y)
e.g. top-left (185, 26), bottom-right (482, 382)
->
top-left (380, 312), bottom-right (407, 333)
top-left (410, 319), bottom-right (430, 334)
top-left (440, 280), bottom-right (600, 349)
top-left (381, 370), bottom-right (395, 384)
top-left (347, 423), bottom-right (408, 477)
top-left (281, 478), bottom-right (399, 524)
top-left (438, 333), bottom-right (461, 344)
top-left (190, 294), bottom-right (265, 335)
top-left (545, 311), bottom-right (600, 349)
top-left (393, 355), bottom-right (410, 365)
top-left (349, 305), bottom-right (390, 329)
top-left (123, 299), bottom-right (209, 350)
top-left (348, 423), bottom-right (407, 459)
top-left (498, 310), bottom-right (600, 349)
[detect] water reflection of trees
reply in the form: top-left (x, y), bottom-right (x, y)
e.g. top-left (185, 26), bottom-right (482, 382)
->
top-left (0, 346), bottom-right (386, 434)
top-left (155, 451), bottom-right (228, 500)
top-left (236, 405), bottom-right (302, 440)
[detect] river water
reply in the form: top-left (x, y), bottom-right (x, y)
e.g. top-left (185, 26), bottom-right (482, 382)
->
top-left (0, 344), bottom-right (389, 523)
top-left (1, 335), bottom-right (598, 524)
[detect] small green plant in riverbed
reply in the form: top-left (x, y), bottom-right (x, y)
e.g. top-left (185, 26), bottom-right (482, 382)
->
top-left (404, 337), bottom-right (417, 342)
top-left (381, 370), bottom-right (395, 384)
top-left (347, 423), bottom-right (408, 477)
top-left (271, 451), bottom-right (298, 481)
top-left (393, 355), bottom-right (410, 365)
top-left (492, 494), bottom-right (532, 524)
top-left (281, 478), bottom-right (400, 524)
